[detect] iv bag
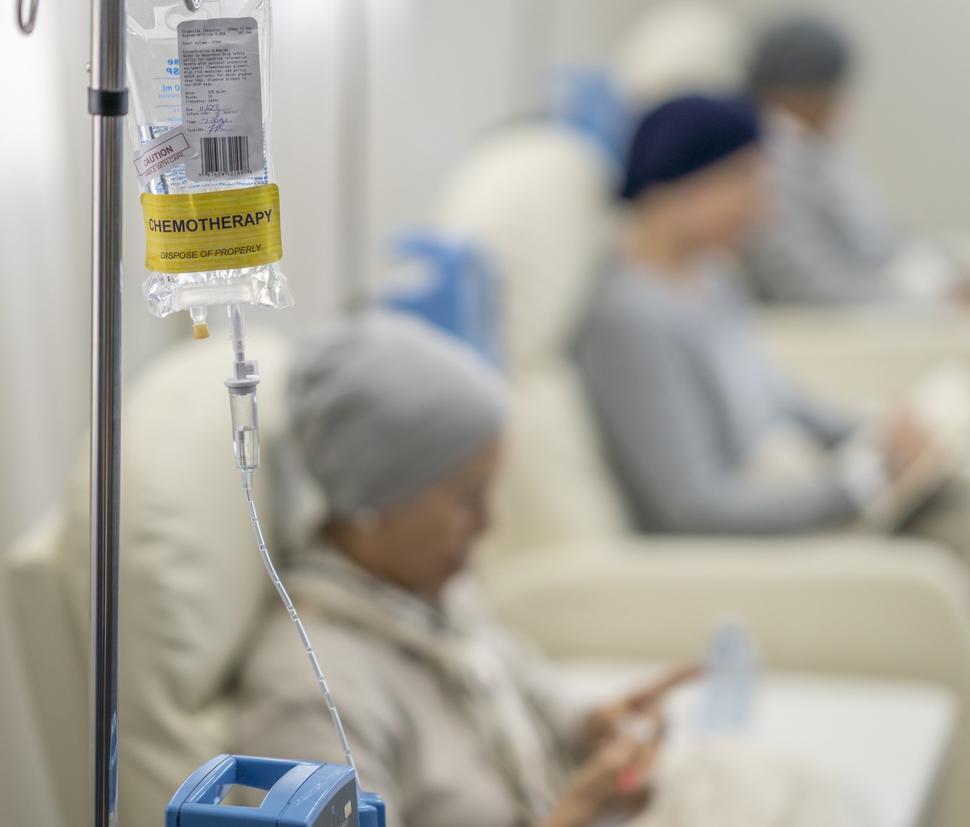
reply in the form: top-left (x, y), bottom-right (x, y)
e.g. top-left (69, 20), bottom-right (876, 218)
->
top-left (126, 0), bottom-right (292, 329)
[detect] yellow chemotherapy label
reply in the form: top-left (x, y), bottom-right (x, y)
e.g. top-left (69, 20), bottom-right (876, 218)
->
top-left (141, 184), bottom-right (282, 274)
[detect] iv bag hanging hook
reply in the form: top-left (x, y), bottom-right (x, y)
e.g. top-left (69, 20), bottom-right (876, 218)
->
top-left (16, 0), bottom-right (39, 34)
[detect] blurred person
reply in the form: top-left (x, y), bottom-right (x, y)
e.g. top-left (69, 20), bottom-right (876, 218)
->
top-left (236, 314), bottom-right (875, 827)
top-left (574, 95), bottom-right (952, 538)
top-left (236, 312), bottom-right (698, 827)
top-left (742, 15), bottom-right (963, 305)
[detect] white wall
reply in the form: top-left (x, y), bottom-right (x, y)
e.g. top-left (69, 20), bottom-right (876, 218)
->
top-left (360, 0), bottom-right (664, 295)
top-left (1, 7), bottom-right (89, 826)
top-left (362, 0), bottom-right (545, 293)
top-left (734, 0), bottom-right (970, 235)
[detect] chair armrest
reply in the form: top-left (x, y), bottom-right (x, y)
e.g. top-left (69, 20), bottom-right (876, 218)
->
top-left (757, 308), bottom-right (970, 410)
top-left (481, 533), bottom-right (970, 827)
top-left (481, 533), bottom-right (970, 680)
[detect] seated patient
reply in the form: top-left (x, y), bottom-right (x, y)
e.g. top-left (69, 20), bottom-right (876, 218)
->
top-left (237, 313), bottom-right (690, 827)
top-left (742, 15), bottom-right (961, 305)
top-left (574, 95), bottom-right (924, 536)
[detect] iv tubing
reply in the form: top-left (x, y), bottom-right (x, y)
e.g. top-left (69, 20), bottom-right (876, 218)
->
top-left (227, 304), bottom-right (357, 773)
top-left (241, 472), bottom-right (358, 773)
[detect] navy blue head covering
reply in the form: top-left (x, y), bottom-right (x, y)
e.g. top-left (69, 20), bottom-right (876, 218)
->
top-left (620, 95), bottom-right (762, 202)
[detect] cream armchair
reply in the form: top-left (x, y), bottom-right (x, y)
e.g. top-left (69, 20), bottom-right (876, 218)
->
top-left (3, 330), bottom-right (296, 827)
top-left (433, 122), bottom-right (970, 827)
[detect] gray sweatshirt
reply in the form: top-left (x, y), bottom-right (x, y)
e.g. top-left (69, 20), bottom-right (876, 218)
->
top-left (743, 113), bottom-right (902, 304)
top-left (574, 263), bottom-right (863, 535)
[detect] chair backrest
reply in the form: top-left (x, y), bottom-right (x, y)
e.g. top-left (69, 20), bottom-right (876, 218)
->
top-left (7, 327), bottom-right (296, 827)
top-left (613, 0), bottom-right (747, 108)
top-left (3, 510), bottom-right (85, 827)
top-left (435, 124), bottom-right (632, 554)
top-left (544, 4), bottom-right (747, 172)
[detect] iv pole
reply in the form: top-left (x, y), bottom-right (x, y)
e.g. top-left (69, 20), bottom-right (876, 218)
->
top-left (16, 0), bottom-right (124, 823)
top-left (88, 0), bottom-right (126, 823)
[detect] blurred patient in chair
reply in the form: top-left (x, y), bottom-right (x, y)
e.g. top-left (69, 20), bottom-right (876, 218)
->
top-left (236, 312), bottom-right (873, 827)
top-left (741, 15), bottom-right (964, 306)
top-left (237, 312), bottom-right (698, 827)
top-left (574, 95), bottom-right (949, 538)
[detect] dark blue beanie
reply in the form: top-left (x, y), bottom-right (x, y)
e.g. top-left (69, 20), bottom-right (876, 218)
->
top-left (620, 95), bottom-right (762, 202)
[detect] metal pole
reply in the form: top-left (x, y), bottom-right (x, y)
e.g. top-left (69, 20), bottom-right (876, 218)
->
top-left (336, 0), bottom-right (369, 313)
top-left (89, 0), bottom-right (126, 824)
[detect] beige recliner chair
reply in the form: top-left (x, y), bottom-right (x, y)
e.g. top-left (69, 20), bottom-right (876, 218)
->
top-left (3, 330), bottom-right (295, 827)
top-left (432, 121), bottom-right (970, 827)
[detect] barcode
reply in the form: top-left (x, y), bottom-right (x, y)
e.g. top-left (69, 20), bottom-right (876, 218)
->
top-left (200, 135), bottom-right (250, 176)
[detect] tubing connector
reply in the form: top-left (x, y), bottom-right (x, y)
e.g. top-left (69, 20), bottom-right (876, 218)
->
top-left (225, 305), bottom-right (260, 473)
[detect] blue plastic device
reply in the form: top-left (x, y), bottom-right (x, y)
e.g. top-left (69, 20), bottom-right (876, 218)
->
top-left (166, 755), bottom-right (385, 827)
top-left (385, 231), bottom-right (503, 367)
top-left (550, 65), bottom-right (630, 167)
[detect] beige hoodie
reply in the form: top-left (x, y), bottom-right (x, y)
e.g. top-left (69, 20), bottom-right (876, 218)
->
top-left (236, 548), bottom-right (588, 827)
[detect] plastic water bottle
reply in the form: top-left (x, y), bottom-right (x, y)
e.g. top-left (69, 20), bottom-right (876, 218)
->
top-left (699, 619), bottom-right (760, 733)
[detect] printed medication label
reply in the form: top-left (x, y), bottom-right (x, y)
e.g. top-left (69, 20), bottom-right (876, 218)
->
top-left (132, 127), bottom-right (193, 186)
top-left (141, 184), bottom-right (282, 273)
top-left (177, 17), bottom-right (264, 182)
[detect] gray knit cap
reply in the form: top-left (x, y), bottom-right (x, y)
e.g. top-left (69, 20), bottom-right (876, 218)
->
top-left (748, 15), bottom-right (854, 93)
top-left (288, 312), bottom-right (506, 519)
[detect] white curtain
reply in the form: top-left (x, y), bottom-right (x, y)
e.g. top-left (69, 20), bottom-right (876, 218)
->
top-left (1, 8), bottom-right (94, 826)
top-left (0, 3), bottom-right (188, 552)
top-left (2, 4), bottom-right (92, 549)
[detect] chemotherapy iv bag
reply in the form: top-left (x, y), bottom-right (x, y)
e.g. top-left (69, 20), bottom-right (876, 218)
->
top-left (126, 0), bottom-right (292, 332)
top-left (123, 0), bottom-right (366, 795)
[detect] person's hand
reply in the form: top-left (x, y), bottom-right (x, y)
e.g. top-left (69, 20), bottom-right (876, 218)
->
top-left (882, 409), bottom-right (936, 480)
top-left (946, 276), bottom-right (970, 307)
top-left (584, 665), bottom-right (700, 747)
top-left (541, 733), bottom-right (661, 827)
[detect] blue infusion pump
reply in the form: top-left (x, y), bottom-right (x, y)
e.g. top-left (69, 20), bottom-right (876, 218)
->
top-left (166, 755), bottom-right (385, 827)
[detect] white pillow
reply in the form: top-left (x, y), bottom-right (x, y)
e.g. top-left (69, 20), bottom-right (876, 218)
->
top-left (436, 124), bottom-right (615, 374)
